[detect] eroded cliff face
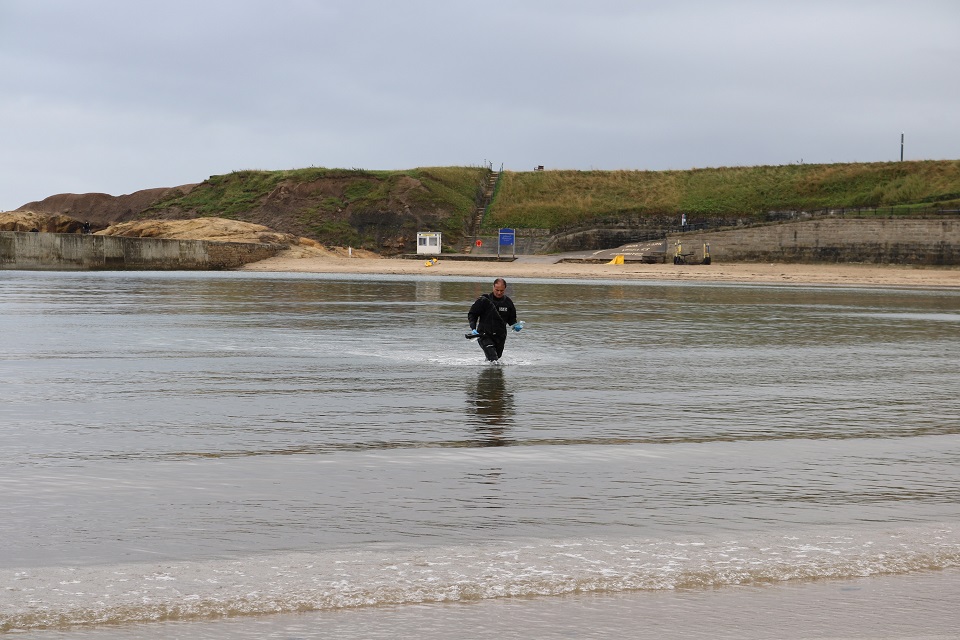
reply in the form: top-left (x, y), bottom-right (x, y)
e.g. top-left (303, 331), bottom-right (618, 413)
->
top-left (15, 185), bottom-right (199, 230)
top-left (13, 173), bottom-right (464, 255)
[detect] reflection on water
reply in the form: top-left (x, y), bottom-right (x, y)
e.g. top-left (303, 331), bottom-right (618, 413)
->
top-left (2, 271), bottom-right (960, 638)
top-left (468, 366), bottom-right (514, 445)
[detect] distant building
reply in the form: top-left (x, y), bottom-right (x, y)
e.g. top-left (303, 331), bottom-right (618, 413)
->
top-left (416, 232), bottom-right (441, 255)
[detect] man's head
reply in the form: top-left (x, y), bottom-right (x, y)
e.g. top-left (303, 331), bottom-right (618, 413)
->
top-left (492, 278), bottom-right (506, 299)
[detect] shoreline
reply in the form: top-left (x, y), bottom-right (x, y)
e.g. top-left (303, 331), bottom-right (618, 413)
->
top-left (237, 250), bottom-right (960, 289)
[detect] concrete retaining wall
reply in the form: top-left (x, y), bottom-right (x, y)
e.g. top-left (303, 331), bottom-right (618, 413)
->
top-left (668, 217), bottom-right (960, 265)
top-left (0, 231), bottom-right (284, 270)
top-left (470, 229), bottom-right (552, 255)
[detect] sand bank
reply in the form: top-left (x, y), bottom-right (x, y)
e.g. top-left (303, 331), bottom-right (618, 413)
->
top-left (237, 249), bottom-right (960, 289)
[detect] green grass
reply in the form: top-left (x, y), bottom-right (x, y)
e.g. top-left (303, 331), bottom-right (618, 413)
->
top-left (307, 220), bottom-right (361, 247)
top-left (142, 161), bottom-right (960, 249)
top-left (486, 160), bottom-right (960, 229)
top-left (145, 168), bottom-right (374, 217)
top-left (146, 166), bottom-right (487, 222)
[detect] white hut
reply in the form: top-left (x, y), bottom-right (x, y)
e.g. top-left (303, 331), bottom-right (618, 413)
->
top-left (416, 232), bottom-right (441, 255)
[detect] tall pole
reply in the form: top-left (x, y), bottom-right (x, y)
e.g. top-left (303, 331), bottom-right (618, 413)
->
top-left (900, 132), bottom-right (904, 161)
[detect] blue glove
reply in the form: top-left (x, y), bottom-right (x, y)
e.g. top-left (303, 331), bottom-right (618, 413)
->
top-left (470, 328), bottom-right (479, 336)
top-left (512, 321), bottom-right (524, 332)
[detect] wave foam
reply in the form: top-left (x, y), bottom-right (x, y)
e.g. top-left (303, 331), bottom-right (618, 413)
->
top-left (4, 524), bottom-right (959, 632)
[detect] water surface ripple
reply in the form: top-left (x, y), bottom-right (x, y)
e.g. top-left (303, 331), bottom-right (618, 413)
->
top-left (1, 271), bottom-right (958, 635)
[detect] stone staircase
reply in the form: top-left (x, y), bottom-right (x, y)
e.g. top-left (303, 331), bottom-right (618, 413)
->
top-left (467, 168), bottom-right (499, 251)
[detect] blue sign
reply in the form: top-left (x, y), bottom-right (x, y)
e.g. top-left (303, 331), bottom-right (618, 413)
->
top-left (499, 228), bottom-right (515, 246)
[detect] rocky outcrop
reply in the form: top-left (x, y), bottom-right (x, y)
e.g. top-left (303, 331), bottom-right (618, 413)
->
top-left (2, 212), bottom-right (309, 247)
top-left (96, 218), bottom-right (301, 245)
top-left (0, 211), bottom-right (87, 233)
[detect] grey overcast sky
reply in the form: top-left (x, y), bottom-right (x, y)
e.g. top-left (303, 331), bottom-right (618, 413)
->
top-left (1, 0), bottom-right (958, 210)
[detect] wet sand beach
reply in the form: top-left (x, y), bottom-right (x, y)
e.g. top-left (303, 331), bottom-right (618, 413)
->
top-left (238, 249), bottom-right (960, 289)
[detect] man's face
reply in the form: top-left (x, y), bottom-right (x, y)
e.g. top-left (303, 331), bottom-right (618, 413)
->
top-left (492, 282), bottom-right (506, 298)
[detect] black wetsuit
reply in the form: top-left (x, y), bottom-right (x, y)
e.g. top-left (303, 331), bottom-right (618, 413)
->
top-left (467, 293), bottom-right (518, 361)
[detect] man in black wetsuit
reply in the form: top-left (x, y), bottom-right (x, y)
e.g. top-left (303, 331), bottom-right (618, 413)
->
top-left (467, 278), bottom-right (521, 362)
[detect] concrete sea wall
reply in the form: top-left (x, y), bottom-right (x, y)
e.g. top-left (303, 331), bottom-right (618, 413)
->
top-left (667, 217), bottom-right (960, 265)
top-left (474, 218), bottom-right (960, 265)
top-left (0, 231), bottom-right (284, 270)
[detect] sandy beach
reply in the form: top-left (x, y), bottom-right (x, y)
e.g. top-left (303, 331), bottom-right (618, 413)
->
top-left (238, 248), bottom-right (960, 289)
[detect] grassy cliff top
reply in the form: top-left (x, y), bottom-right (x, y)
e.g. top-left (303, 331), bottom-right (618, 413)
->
top-left (52, 159), bottom-right (960, 252)
top-left (487, 160), bottom-right (960, 229)
top-left (143, 166), bottom-right (487, 251)
top-left (148, 166), bottom-right (485, 220)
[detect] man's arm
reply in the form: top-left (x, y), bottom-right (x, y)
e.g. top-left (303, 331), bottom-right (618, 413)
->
top-left (467, 296), bottom-right (483, 330)
top-left (505, 298), bottom-right (518, 326)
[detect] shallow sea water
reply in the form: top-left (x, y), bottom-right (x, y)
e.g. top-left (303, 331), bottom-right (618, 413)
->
top-left (1, 270), bottom-right (959, 638)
